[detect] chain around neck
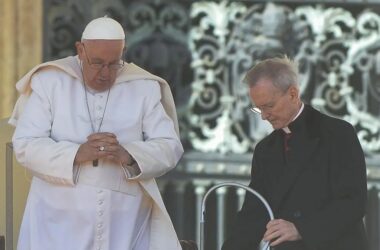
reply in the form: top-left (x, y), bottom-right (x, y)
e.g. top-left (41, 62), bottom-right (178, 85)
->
top-left (80, 62), bottom-right (111, 133)
top-left (83, 83), bottom-right (111, 133)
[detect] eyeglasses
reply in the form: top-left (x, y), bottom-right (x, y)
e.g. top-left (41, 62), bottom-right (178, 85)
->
top-left (250, 91), bottom-right (287, 115)
top-left (82, 44), bottom-right (124, 71)
top-left (250, 106), bottom-right (263, 114)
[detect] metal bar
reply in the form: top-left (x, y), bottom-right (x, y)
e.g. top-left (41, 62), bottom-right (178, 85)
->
top-left (200, 182), bottom-right (274, 250)
top-left (174, 183), bottom-right (186, 238)
top-left (5, 142), bottom-right (13, 250)
top-left (216, 187), bottom-right (227, 250)
top-left (195, 185), bottom-right (206, 247)
top-left (377, 191), bottom-right (380, 250)
top-left (237, 188), bottom-right (246, 208)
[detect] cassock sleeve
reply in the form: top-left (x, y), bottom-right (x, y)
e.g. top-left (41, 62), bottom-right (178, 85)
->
top-left (121, 80), bottom-right (184, 180)
top-left (12, 73), bottom-right (80, 185)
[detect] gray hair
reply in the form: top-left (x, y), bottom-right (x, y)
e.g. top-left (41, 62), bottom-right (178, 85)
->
top-left (244, 56), bottom-right (299, 92)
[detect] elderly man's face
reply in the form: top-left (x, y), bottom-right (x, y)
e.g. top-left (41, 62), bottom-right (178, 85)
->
top-left (249, 78), bottom-right (300, 130)
top-left (76, 40), bottom-right (124, 92)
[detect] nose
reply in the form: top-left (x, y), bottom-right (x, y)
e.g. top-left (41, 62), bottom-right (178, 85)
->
top-left (99, 65), bottom-right (111, 76)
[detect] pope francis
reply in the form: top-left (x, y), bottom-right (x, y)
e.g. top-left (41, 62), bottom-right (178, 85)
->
top-left (10, 17), bottom-right (184, 250)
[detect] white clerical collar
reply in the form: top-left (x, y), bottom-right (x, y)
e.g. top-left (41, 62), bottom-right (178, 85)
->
top-left (282, 103), bottom-right (304, 134)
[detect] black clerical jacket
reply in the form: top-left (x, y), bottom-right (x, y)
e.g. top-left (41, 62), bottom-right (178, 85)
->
top-left (222, 105), bottom-right (368, 250)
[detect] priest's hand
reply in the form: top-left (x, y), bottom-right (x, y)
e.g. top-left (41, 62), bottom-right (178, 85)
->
top-left (263, 219), bottom-right (302, 247)
top-left (74, 132), bottom-right (129, 164)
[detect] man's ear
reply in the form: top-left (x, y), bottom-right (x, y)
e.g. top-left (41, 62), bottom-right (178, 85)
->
top-left (289, 85), bottom-right (299, 101)
top-left (75, 42), bottom-right (84, 60)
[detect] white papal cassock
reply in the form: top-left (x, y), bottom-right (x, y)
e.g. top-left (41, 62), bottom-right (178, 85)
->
top-left (11, 56), bottom-right (184, 250)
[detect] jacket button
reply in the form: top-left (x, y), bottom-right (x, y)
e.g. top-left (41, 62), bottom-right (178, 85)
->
top-left (293, 210), bottom-right (301, 218)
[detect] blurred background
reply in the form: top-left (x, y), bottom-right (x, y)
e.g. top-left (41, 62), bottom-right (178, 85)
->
top-left (1, 0), bottom-right (380, 249)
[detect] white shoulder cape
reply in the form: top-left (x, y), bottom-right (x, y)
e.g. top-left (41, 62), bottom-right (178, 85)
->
top-left (9, 56), bottom-right (179, 136)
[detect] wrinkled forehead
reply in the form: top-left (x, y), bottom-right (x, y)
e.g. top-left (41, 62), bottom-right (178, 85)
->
top-left (81, 40), bottom-right (125, 62)
top-left (82, 39), bottom-right (125, 46)
top-left (82, 39), bottom-right (125, 51)
top-left (250, 79), bottom-right (283, 101)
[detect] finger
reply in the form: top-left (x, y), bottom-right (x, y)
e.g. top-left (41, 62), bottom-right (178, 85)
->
top-left (266, 220), bottom-right (275, 228)
top-left (263, 228), bottom-right (281, 241)
top-left (96, 150), bottom-right (111, 159)
top-left (105, 154), bottom-right (118, 161)
top-left (88, 140), bottom-right (120, 150)
top-left (266, 219), bottom-right (281, 229)
top-left (96, 146), bottom-right (122, 158)
top-left (94, 137), bottom-right (119, 145)
top-left (270, 234), bottom-right (286, 246)
top-left (91, 145), bottom-right (120, 154)
top-left (265, 222), bottom-right (282, 236)
top-left (104, 150), bottom-right (123, 159)
top-left (95, 152), bottom-right (120, 163)
top-left (263, 227), bottom-right (274, 238)
top-left (87, 132), bottom-right (116, 141)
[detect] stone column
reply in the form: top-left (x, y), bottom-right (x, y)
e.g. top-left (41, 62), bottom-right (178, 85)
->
top-left (0, 1), bottom-right (42, 248)
top-left (0, 0), bottom-right (43, 119)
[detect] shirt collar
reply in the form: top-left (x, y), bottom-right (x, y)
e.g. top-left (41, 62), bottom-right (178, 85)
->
top-left (282, 102), bottom-right (304, 134)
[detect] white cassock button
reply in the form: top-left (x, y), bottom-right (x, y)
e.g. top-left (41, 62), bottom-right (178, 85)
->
top-left (98, 211), bottom-right (103, 216)
top-left (98, 200), bottom-right (103, 205)
top-left (97, 223), bottom-right (103, 228)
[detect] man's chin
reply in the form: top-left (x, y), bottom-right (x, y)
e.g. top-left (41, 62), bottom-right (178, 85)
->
top-left (268, 121), bottom-right (276, 127)
top-left (271, 123), bottom-right (282, 130)
top-left (96, 80), bottom-right (110, 86)
top-left (94, 81), bottom-right (112, 91)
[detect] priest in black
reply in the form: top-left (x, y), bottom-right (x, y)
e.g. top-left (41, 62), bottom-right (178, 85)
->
top-left (222, 56), bottom-right (368, 250)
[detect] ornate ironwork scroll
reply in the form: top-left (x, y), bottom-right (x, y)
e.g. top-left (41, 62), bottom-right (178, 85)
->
top-left (187, 1), bottom-right (380, 158)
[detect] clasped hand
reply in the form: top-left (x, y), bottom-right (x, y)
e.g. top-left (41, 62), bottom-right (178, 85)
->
top-left (74, 132), bottom-right (132, 165)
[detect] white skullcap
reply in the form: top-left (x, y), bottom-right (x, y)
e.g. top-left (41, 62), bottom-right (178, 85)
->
top-left (82, 16), bottom-right (125, 40)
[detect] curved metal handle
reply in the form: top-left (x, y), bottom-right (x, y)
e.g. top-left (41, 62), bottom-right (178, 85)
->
top-left (200, 182), bottom-right (274, 250)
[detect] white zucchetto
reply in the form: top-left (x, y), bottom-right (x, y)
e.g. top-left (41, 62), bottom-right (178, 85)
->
top-left (81, 16), bottom-right (125, 40)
